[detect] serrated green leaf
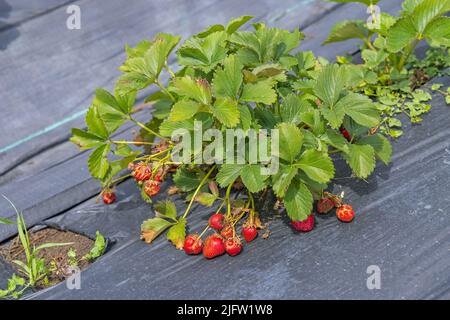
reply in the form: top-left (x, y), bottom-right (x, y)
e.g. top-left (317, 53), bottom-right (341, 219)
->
top-left (342, 93), bottom-right (381, 127)
top-left (385, 16), bottom-right (416, 53)
top-left (296, 149), bottom-right (335, 183)
top-left (177, 31), bottom-right (227, 72)
top-left (322, 19), bottom-right (367, 45)
top-left (85, 105), bottom-right (109, 139)
top-left (321, 129), bottom-right (350, 153)
top-left (154, 200), bottom-right (178, 221)
top-left (167, 218), bottom-right (186, 250)
top-left (344, 144), bottom-right (376, 178)
top-left (424, 16), bottom-right (450, 46)
top-left (195, 192), bottom-right (218, 207)
top-left (240, 79), bottom-right (276, 104)
top-left (272, 165), bottom-right (297, 197)
top-left (213, 98), bottom-right (240, 128)
top-left (238, 104), bottom-right (253, 130)
top-left (253, 107), bottom-right (278, 129)
top-left (145, 33), bottom-right (181, 77)
top-left (141, 217), bottom-right (173, 244)
top-left (358, 134), bottom-right (392, 164)
top-left (159, 118), bottom-right (194, 137)
top-left (88, 144), bottom-right (110, 180)
top-left (173, 167), bottom-right (204, 192)
top-left (196, 24), bottom-right (226, 38)
top-left (70, 128), bottom-right (106, 150)
top-left (226, 16), bottom-right (254, 34)
top-left (171, 76), bottom-right (211, 104)
top-left (284, 180), bottom-right (313, 222)
top-left (277, 122), bottom-right (303, 163)
top-left (302, 110), bottom-right (326, 135)
top-left (280, 94), bottom-right (313, 125)
top-left (212, 55), bottom-right (243, 99)
top-left (320, 101), bottom-right (346, 129)
top-left (115, 71), bottom-right (153, 96)
top-left (413, 0), bottom-right (450, 33)
top-left (169, 99), bottom-right (201, 121)
top-left (240, 164), bottom-right (267, 193)
top-left (216, 164), bottom-right (244, 187)
top-left (314, 64), bottom-right (346, 107)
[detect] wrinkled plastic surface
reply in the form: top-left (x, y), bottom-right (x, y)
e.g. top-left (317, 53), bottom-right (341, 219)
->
top-left (1, 76), bottom-right (445, 300)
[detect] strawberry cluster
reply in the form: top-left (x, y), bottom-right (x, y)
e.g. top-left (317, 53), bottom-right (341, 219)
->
top-left (183, 212), bottom-right (260, 259)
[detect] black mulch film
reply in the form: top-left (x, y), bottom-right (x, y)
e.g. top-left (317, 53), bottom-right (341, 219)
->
top-left (2, 75), bottom-right (446, 300)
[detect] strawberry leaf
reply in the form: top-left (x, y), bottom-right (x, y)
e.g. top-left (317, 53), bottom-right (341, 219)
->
top-left (173, 167), bottom-right (205, 192)
top-left (88, 143), bottom-right (111, 180)
top-left (169, 99), bottom-right (201, 121)
top-left (216, 164), bottom-right (244, 187)
top-left (167, 218), bottom-right (186, 250)
top-left (280, 94), bottom-right (313, 125)
top-left (358, 134), bottom-right (392, 165)
top-left (342, 93), bottom-right (381, 128)
top-left (226, 16), bottom-right (254, 34)
top-left (314, 64), bottom-right (346, 107)
top-left (344, 144), bottom-right (376, 179)
top-left (277, 122), bottom-right (303, 163)
top-left (154, 200), bottom-right (178, 221)
top-left (212, 54), bottom-right (243, 99)
top-left (212, 98), bottom-right (240, 128)
top-left (195, 192), bottom-right (218, 207)
top-left (272, 165), bottom-right (298, 198)
top-left (171, 76), bottom-right (211, 104)
top-left (141, 217), bottom-right (174, 244)
top-left (296, 149), bottom-right (335, 183)
top-left (240, 164), bottom-right (267, 193)
top-left (322, 19), bottom-right (367, 45)
top-left (177, 31), bottom-right (227, 72)
top-left (284, 180), bottom-right (313, 222)
top-left (70, 128), bottom-right (106, 150)
top-left (240, 79), bottom-right (277, 105)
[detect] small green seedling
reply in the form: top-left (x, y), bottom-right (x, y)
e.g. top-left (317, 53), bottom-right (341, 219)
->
top-left (0, 196), bottom-right (73, 299)
top-left (82, 231), bottom-right (106, 262)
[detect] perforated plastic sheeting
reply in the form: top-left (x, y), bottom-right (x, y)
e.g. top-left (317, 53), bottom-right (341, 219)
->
top-left (5, 76), bottom-right (447, 300)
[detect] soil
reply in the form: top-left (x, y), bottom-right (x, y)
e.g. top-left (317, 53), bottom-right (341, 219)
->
top-left (0, 228), bottom-right (94, 287)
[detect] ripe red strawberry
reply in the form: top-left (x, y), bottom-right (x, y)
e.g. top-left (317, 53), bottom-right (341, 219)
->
top-left (242, 224), bottom-right (258, 243)
top-left (203, 234), bottom-right (225, 259)
top-left (183, 234), bottom-right (203, 255)
top-left (144, 180), bottom-right (161, 197)
top-left (153, 174), bottom-right (163, 182)
top-left (132, 162), bottom-right (152, 181)
top-left (291, 214), bottom-right (315, 232)
top-left (224, 237), bottom-right (242, 256)
top-left (339, 126), bottom-right (352, 142)
top-left (220, 224), bottom-right (234, 239)
top-left (208, 213), bottom-right (225, 230)
top-left (317, 197), bottom-right (335, 214)
top-left (102, 190), bottom-right (116, 205)
top-left (336, 204), bottom-right (355, 222)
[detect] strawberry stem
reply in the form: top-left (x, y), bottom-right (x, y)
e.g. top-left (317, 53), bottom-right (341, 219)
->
top-left (182, 165), bottom-right (217, 219)
top-left (199, 225), bottom-right (209, 238)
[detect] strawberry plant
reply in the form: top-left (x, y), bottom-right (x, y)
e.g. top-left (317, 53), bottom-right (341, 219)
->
top-left (71, 15), bottom-right (396, 259)
top-left (324, 0), bottom-right (450, 137)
